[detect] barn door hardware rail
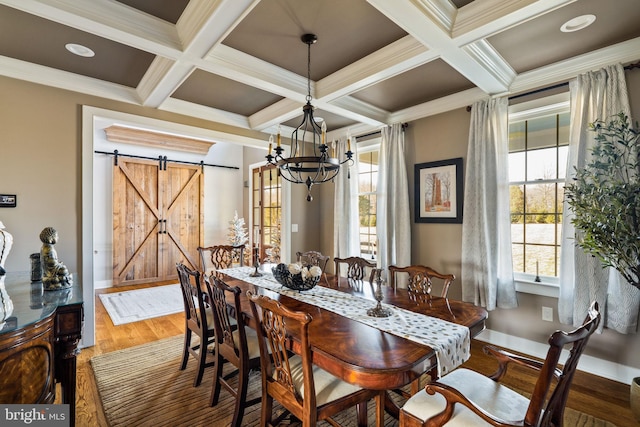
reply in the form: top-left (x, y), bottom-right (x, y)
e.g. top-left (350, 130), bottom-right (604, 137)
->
top-left (94, 149), bottom-right (239, 170)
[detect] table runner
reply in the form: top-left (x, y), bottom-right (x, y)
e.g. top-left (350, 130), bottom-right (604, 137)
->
top-left (219, 266), bottom-right (470, 376)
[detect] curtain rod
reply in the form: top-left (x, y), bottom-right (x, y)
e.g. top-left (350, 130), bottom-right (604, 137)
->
top-left (94, 150), bottom-right (239, 170)
top-left (467, 60), bottom-right (640, 111)
top-left (355, 122), bottom-right (408, 139)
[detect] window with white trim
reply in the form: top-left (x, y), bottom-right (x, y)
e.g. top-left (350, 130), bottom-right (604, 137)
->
top-left (509, 98), bottom-right (569, 283)
top-left (358, 147), bottom-right (378, 260)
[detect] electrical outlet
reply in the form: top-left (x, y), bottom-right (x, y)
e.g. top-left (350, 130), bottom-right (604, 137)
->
top-left (542, 306), bottom-right (553, 322)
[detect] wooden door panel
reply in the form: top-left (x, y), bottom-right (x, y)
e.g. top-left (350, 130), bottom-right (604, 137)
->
top-left (113, 159), bottom-right (162, 285)
top-left (163, 164), bottom-right (203, 275)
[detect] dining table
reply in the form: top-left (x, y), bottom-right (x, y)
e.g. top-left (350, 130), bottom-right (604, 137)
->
top-left (216, 265), bottom-right (487, 426)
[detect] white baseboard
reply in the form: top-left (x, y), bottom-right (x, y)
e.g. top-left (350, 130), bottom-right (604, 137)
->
top-left (94, 279), bottom-right (112, 290)
top-left (477, 329), bottom-right (640, 385)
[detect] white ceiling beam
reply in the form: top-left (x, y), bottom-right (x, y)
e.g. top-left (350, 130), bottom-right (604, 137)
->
top-left (0, 54), bottom-right (141, 104)
top-left (368, 0), bottom-right (514, 94)
top-left (138, 0), bottom-right (258, 107)
top-left (160, 97), bottom-right (251, 130)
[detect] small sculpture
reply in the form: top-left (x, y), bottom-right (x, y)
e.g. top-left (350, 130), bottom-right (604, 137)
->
top-left (39, 227), bottom-right (72, 290)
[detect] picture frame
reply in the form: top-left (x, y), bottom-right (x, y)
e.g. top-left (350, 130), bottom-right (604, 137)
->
top-left (0, 194), bottom-right (16, 208)
top-left (414, 157), bottom-right (463, 223)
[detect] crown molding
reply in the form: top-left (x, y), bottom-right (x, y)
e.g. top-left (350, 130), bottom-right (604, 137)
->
top-left (463, 40), bottom-right (516, 90)
top-left (389, 87), bottom-right (487, 123)
top-left (510, 37), bottom-right (640, 93)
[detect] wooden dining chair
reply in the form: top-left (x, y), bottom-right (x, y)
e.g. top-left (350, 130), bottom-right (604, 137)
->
top-left (176, 262), bottom-right (216, 387)
top-left (206, 276), bottom-right (261, 427)
top-left (247, 291), bottom-right (383, 427)
top-left (296, 250), bottom-right (330, 280)
top-left (197, 244), bottom-right (245, 274)
top-left (333, 256), bottom-right (378, 287)
top-left (399, 301), bottom-right (601, 427)
top-left (388, 264), bottom-right (455, 297)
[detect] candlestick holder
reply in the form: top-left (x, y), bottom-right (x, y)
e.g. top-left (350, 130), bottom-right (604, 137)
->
top-left (534, 261), bottom-right (541, 282)
top-left (367, 272), bottom-right (392, 318)
top-left (250, 246), bottom-right (262, 277)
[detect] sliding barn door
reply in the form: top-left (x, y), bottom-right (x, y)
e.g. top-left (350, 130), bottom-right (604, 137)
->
top-left (112, 158), bottom-right (203, 285)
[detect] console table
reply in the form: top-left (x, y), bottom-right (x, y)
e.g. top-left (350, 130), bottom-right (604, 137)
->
top-left (0, 273), bottom-right (83, 426)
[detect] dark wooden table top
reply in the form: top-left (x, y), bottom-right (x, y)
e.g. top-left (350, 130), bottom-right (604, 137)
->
top-left (220, 270), bottom-right (488, 391)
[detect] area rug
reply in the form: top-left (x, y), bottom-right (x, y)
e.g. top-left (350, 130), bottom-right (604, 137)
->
top-left (98, 284), bottom-right (182, 325)
top-left (91, 335), bottom-right (618, 427)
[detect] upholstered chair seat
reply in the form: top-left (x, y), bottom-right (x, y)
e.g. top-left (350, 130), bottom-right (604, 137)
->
top-left (401, 368), bottom-right (530, 425)
top-left (286, 354), bottom-right (364, 406)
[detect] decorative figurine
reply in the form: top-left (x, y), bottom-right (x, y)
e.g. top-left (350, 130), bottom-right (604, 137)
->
top-left (39, 227), bottom-right (73, 290)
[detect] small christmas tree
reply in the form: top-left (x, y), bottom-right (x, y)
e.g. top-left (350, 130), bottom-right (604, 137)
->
top-left (227, 211), bottom-right (249, 264)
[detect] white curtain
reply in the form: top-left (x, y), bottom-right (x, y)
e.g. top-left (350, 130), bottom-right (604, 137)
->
top-left (377, 123), bottom-right (411, 275)
top-left (461, 97), bottom-right (517, 310)
top-left (333, 137), bottom-right (360, 258)
top-left (559, 63), bottom-right (640, 333)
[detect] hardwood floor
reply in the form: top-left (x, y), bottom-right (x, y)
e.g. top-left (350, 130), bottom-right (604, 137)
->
top-left (71, 282), bottom-right (636, 426)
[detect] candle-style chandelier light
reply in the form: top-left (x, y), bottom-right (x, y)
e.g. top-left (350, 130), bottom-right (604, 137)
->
top-left (266, 33), bottom-right (353, 202)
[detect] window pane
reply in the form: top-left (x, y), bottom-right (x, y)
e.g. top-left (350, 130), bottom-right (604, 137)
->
top-left (525, 183), bottom-right (557, 215)
top-left (509, 152), bottom-right (525, 182)
top-left (512, 243), bottom-right (524, 273)
top-left (527, 147), bottom-right (558, 180)
top-left (511, 223), bottom-right (524, 244)
top-left (527, 115), bottom-right (557, 150)
top-left (525, 245), bottom-right (557, 277)
top-left (558, 146), bottom-right (568, 179)
top-left (510, 185), bottom-right (524, 217)
top-left (524, 222), bottom-right (555, 245)
top-left (509, 121), bottom-right (526, 152)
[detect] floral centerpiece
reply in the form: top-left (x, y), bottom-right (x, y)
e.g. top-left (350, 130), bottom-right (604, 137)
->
top-left (272, 262), bottom-right (322, 291)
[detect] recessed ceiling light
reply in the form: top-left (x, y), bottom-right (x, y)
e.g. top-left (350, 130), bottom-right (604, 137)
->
top-left (560, 14), bottom-right (596, 33)
top-left (65, 43), bottom-right (95, 57)
top-left (314, 116), bottom-right (325, 123)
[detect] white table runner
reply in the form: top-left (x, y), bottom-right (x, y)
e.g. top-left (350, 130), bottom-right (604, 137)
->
top-left (219, 266), bottom-right (470, 376)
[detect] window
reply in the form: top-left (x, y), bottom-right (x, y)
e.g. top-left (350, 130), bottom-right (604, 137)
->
top-left (358, 148), bottom-right (378, 259)
top-left (252, 164), bottom-right (281, 262)
top-left (509, 105), bottom-right (569, 283)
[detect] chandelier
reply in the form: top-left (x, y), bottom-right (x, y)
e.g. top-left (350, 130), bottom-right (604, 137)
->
top-left (266, 33), bottom-right (353, 202)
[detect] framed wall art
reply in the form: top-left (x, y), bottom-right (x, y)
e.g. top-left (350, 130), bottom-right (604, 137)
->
top-left (414, 157), bottom-right (463, 223)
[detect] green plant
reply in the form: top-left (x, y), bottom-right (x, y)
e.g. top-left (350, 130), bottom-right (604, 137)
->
top-left (565, 112), bottom-right (640, 290)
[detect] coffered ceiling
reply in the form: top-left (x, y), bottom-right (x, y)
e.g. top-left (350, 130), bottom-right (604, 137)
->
top-left (0, 0), bottom-right (639, 141)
